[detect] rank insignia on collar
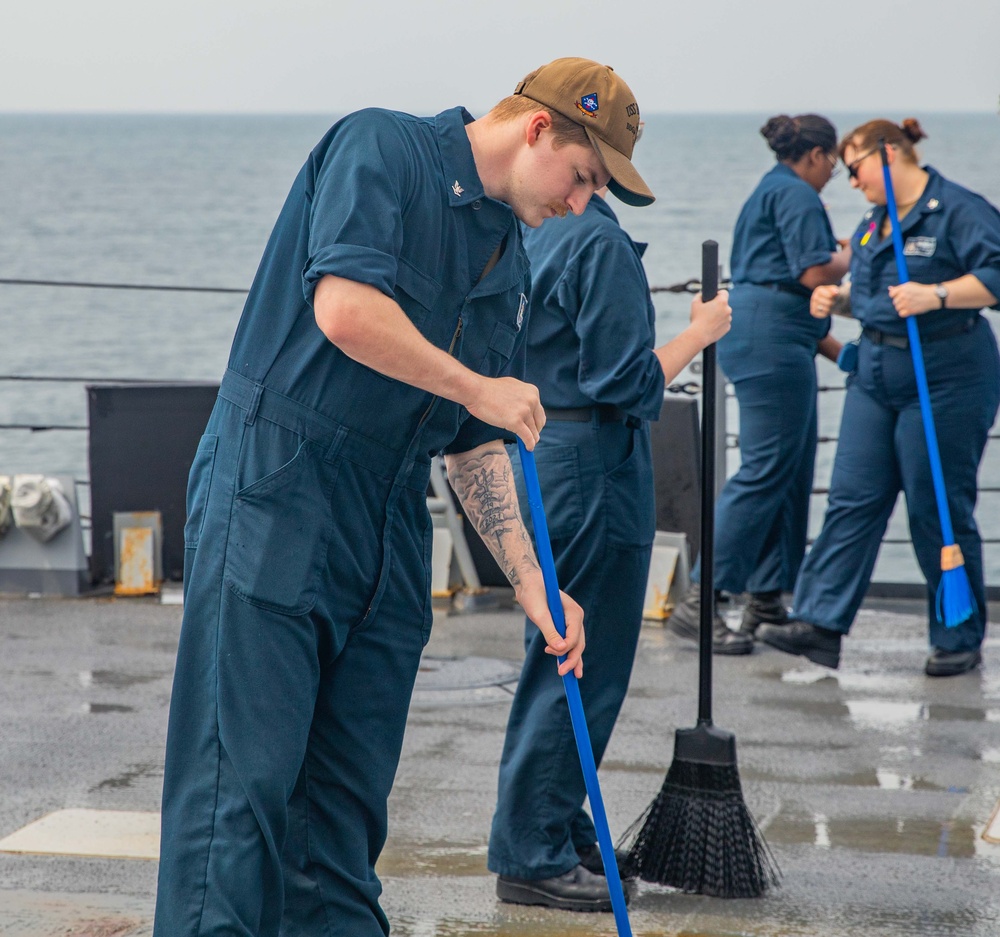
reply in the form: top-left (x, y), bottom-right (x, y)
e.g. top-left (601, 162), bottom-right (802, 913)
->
top-left (576, 93), bottom-right (599, 117)
top-left (927, 198), bottom-right (940, 209)
top-left (516, 293), bottom-right (526, 331)
top-left (452, 180), bottom-right (464, 197)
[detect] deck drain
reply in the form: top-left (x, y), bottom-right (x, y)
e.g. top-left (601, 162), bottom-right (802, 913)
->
top-left (411, 656), bottom-right (520, 706)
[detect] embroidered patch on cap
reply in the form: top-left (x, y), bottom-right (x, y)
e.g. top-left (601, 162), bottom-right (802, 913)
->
top-left (576, 93), bottom-right (599, 117)
top-left (903, 236), bottom-right (937, 257)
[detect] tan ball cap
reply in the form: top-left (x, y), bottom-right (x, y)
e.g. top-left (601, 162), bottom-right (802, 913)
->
top-left (514, 57), bottom-right (654, 207)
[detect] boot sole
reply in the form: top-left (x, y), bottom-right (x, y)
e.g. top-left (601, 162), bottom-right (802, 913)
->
top-left (925, 650), bottom-right (981, 677)
top-left (496, 878), bottom-right (614, 912)
top-left (714, 640), bottom-right (754, 656)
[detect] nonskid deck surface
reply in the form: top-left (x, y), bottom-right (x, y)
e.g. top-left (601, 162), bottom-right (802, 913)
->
top-left (1, 593), bottom-right (998, 936)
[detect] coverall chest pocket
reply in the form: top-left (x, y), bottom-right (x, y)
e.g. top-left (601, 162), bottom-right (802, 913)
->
top-left (394, 258), bottom-right (442, 332)
top-left (480, 322), bottom-right (518, 377)
top-left (225, 433), bottom-right (341, 616)
top-left (356, 259), bottom-right (443, 386)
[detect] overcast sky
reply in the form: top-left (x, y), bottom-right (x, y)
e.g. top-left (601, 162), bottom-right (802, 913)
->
top-left (2, 0), bottom-right (998, 115)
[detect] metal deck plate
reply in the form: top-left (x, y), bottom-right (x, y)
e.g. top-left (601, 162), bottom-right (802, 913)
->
top-left (0, 809), bottom-right (159, 860)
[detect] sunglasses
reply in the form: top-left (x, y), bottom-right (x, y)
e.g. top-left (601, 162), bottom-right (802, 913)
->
top-left (826, 152), bottom-right (841, 179)
top-left (846, 146), bottom-right (880, 180)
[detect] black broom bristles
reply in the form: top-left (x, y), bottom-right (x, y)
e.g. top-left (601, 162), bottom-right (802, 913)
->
top-left (621, 755), bottom-right (780, 898)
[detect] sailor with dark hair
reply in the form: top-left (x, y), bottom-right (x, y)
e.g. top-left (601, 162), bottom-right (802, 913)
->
top-left (668, 113), bottom-right (851, 649)
top-left (488, 124), bottom-right (732, 908)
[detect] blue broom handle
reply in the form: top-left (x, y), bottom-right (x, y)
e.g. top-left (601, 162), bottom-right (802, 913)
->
top-left (516, 438), bottom-right (632, 937)
top-left (879, 142), bottom-right (957, 545)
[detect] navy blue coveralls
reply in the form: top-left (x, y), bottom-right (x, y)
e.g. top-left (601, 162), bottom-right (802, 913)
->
top-left (154, 107), bottom-right (531, 937)
top-left (793, 167), bottom-right (1000, 652)
top-left (693, 163), bottom-right (836, 594)
top-left (487, 194), bottom-right (664, 880)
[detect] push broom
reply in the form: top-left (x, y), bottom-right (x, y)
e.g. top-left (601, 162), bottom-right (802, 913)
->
top-left (879, 139), bottom-right (974, 628)
top-left (516, 437), bottom-right (633, 936)
top-left (621, 240), bottom-right (779, 898)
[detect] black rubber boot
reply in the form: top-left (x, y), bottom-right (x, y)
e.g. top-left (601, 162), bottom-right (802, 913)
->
top-left (757, 619), bottom-right (842, 669)
top-left (667, 585), bottom-right (753, 656)
top-left (497, 864), bottom-right (622, 912)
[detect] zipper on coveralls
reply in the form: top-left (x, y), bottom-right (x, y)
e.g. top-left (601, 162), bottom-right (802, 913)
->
top-left (414, 314), bottom-right (464, 429)
top-left (362, 313), bottom-right (464, 621)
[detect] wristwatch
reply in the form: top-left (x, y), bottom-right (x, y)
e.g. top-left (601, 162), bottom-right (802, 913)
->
top-left (933, 283), bottom-right (948, 308)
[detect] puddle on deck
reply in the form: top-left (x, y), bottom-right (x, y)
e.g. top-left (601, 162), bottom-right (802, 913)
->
top-left (377, 840), bottom-right (489, 877)
top-left (757, 696), bottom-right (1000, 726)
top-left (739, 764), bottom-right (953, 791)
top-left (80, 703), bottom-right (135, 714)
top-left (78, 669), bottom-right (166, 689)
top-left (765, 812), bottom-right (979, 857)
top-left (91, 762), bottom-right (163, 791)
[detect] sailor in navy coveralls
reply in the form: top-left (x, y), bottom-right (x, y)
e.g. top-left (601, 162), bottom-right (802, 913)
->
top-left (668, 115), bottom-right (850, 646)
top-left (759, 118), bottom-right (1000, 678)
top-left (489, 187), bottom-right (731, 911)
top-left (153, 57), bottom-right (655, 937)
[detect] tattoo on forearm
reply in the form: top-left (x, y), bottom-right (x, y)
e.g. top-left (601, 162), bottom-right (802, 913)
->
top-left (446, 447), bottom-right (538, 587)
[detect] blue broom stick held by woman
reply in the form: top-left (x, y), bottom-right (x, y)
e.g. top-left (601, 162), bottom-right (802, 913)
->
top-left (516, 437), bottom-right (633, 936)
top-left (878, 138), bottom-right (974, 627)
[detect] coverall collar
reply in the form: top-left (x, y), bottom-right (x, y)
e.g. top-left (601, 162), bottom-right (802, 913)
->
top-left (867, 165), bottom-right (946, 257)
top-left (435, 107), bottom-right (487, 207)
top-left (587, 192), bottom-right (647, 257)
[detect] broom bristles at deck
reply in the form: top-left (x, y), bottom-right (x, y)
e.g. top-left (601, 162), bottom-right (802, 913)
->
top-left (622, 758), bottom-right (780, 899)
top-left (938, 543), bottom-right (975, 628)
top-left (938, 565), bottom-right (975, 629)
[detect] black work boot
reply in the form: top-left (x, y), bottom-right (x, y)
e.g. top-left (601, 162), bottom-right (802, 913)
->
top-left (739, 590), bottom-right (789, 637)
top-left (925, 647), bottom-right (982, 677)
top-left (757, 619), bottom-right (842, 669)
top-left (497, 864), bottom-right (623, 912)
top-left (667, 585), bottom-right (753, 656)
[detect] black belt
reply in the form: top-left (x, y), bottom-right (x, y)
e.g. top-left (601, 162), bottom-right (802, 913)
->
top-left (747, 281), bottom-right (812, 298)
top-left (862, 315), bottom-right (978, 350)
top-left (546, 404), bottom-right (638, 427)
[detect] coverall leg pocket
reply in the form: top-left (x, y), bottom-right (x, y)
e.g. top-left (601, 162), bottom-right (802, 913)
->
top-left (225, 437), bottom-right (338, 616)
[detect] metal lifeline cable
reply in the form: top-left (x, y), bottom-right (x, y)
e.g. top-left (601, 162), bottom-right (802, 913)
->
top-left (0, 423), bottom-right (87, 431)
top-left (0, 375), bottom-right (204, 384)
top-left (2, 276), bottom-right (718, 296)
top-left (0, 277), bottom-right (248, 294)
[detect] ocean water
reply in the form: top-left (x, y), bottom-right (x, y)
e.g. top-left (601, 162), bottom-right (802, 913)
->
top-left (1, 111), bottom-right (999, 584)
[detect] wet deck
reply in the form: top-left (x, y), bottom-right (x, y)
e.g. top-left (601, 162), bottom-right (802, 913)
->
top-left (1, 592), bottom-right (998, 936)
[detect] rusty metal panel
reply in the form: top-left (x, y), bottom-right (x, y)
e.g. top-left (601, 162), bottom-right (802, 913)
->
top-left (113, 511), bottom-right (162, 596)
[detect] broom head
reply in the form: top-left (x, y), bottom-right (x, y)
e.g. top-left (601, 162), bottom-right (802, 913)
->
top-left (938, 544), bottom-right (975, 628)
top-left (621, 723), bottom-right (779, 898)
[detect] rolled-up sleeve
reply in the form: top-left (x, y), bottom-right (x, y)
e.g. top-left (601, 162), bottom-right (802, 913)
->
top-left (948, 194), bottom-right (1000, 308)
top-left (772, 185), bottom-right (836, 279)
